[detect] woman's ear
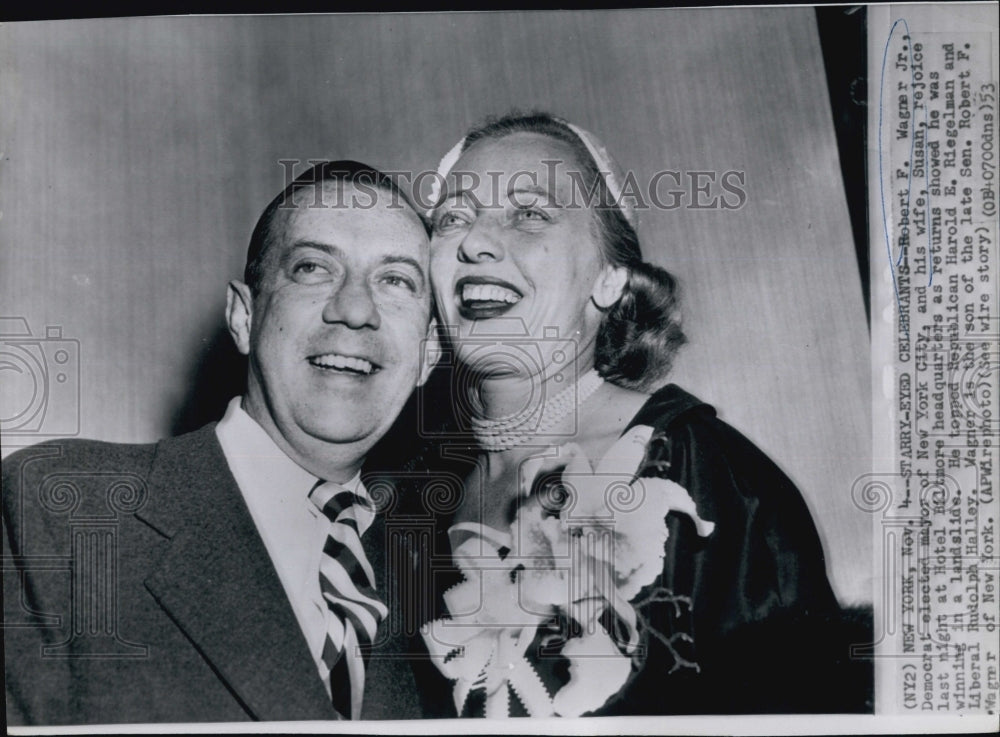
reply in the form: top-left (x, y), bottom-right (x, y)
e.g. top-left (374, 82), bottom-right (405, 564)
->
top-left (591, 264), bottom-right (629, 310)
top-left (226, 280), bottom-right (254, 356)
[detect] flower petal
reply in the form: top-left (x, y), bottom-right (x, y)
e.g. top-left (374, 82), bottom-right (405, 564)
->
top-left (551, 629), bottom-right (633, 717)
top-left (646, 477), bottom-right (717, 538)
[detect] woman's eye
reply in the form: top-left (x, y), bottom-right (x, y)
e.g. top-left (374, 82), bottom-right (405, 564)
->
top-left (514, 207), bottom-right (551, 226)
top-left (434, 211), bottom-right (470, 233)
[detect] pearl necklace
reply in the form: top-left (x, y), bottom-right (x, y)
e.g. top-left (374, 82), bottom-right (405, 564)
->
top-left (469, 369), bottom-right (605, 452)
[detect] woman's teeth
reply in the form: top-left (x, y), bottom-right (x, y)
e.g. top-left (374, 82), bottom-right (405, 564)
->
top-left (461, 283), bottom-right (521, 304)
top-left (309, 353), bottom-right (377, 375)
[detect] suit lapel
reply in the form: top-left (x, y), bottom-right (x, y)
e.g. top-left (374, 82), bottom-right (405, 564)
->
top-left (138, 427), bottom-right (339, 722)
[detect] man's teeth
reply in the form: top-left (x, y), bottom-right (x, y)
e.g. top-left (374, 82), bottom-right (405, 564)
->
top-left (461, 284), bottom-right (521, 304)
top-left (310, 353), bottom-right (376, 374)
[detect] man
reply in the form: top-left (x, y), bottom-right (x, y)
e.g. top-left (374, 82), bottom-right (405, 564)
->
top-left (3, 162), bottom-right (439, 724)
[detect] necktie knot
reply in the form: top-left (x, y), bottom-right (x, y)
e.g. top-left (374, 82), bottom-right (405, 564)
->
top-left (310, 481), bottom-right (374, 525)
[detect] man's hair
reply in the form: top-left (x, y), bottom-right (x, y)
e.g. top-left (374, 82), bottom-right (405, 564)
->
top-left (243, 160), bottom-right (429, 294)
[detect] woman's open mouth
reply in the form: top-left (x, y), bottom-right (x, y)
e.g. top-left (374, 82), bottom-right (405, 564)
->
top-left (455, 276), bottom-right (523, 320)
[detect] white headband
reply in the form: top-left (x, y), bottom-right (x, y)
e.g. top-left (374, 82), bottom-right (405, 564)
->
top-left (426, 117), bottom-right (638, 232)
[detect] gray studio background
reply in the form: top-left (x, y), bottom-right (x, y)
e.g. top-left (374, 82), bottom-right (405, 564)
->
top-left (0, 9), bottom-right (872, 604)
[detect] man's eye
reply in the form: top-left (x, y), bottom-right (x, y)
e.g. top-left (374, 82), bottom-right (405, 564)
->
top-left (381, 274), bottom-right (417, 292)
top-left (290, 260), bottom-right (331, 282)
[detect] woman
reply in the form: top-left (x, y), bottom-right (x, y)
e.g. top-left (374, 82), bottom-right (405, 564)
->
top-left (400, 112), bottom-right (866, 717)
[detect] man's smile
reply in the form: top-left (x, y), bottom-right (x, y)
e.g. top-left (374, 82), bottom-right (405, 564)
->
top-left (307, 352), bottom-right (381, 376)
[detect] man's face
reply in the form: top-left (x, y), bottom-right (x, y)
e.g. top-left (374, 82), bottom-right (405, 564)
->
top-left (228, 182), bottom-right (434, 475)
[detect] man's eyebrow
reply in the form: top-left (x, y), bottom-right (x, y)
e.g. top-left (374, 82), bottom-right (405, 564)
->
top-left (282, 242), bottom-right (427, 287)
top-left (282, 240), bottom-right (343, 259)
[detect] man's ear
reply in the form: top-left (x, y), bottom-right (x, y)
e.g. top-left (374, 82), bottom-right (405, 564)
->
top-left (591, 264), bottom-right (629, 310)
top-left (417, 318), bottom-right (442, 387)
top-left (226, 280), bottom-right (254, 356)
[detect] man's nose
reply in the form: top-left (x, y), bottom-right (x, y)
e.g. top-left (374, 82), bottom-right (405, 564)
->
top-left (457, 220), bottom-right (505, 264)
top-left (322, 275), bottom-right (381, 330)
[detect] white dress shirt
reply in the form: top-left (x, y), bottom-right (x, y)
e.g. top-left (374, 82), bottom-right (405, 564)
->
top-left (215, 396), bottom-right (374, 687)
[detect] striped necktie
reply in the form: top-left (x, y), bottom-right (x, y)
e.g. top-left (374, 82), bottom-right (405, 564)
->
top-left (309, 480), bottom-right (387, 719)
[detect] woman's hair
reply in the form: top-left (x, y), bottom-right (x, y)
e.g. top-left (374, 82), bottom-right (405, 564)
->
top-left (459, 112), bottom-right (686, 392)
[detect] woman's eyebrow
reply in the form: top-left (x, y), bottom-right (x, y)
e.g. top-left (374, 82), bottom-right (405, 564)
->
top-left (436, 190), bottom-right (471, 206)
top-left (432, 189), bottom-right (488, 215)
top-left (508, 183), bottom-right (561, 207)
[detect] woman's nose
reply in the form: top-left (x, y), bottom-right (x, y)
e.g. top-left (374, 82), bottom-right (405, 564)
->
top-left (322, 275), bottom-right (381, 330)
top-left (457, 220), bottom-right (504, 263)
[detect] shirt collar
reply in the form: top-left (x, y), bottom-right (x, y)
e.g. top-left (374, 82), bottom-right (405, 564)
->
top-left (215, 396), bottom-right (371, 530)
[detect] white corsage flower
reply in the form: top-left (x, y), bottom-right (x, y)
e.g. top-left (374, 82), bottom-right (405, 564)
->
top-left (423, 425), bottom-right (715, 718)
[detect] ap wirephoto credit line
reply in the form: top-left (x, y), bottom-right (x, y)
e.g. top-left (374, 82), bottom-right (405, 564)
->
top-left (869, 1), bottom-right (999, 719)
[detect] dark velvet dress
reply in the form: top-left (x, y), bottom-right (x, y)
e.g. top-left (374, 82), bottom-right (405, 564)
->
top-left (366, 382), bottom-right (873, 716)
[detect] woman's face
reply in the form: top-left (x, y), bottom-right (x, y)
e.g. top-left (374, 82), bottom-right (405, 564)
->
top-left (429, 132), bottom-right (612, 379)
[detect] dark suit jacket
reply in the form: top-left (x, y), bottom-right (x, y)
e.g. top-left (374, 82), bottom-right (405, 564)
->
top-left (3, 424), bottom-right (423, 725)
